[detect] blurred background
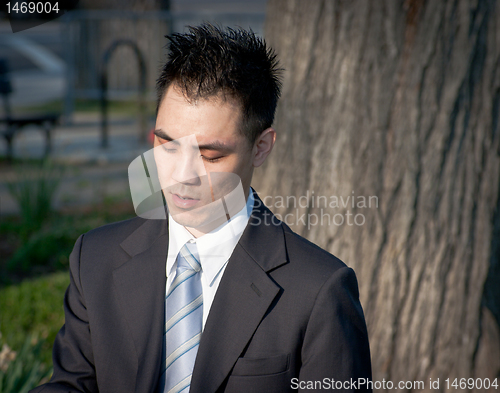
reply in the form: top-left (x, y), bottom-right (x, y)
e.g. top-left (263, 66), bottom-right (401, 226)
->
top-left (0, 0), bottom-right (499, 392)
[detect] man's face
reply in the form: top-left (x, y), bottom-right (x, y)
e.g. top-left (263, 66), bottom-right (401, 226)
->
top-left (154, 85), bottom-right (255, 235)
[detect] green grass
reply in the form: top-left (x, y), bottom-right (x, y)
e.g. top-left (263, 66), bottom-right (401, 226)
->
top-left (0, 212), bottom-right (98, 282)
top-left (15, 99), bottom-right (63, 115)
top-left (18, 98), bottom-right (157, 117)
top-left (0, 271), bottom-right (69, 367)
top-left (1, 195), bottom-right (136, 283)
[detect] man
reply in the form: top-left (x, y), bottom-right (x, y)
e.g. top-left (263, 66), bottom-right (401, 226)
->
top-left (32, 24), bottom-right (372, 393)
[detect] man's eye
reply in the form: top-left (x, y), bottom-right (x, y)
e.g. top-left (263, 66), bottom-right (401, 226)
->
top-left (201, 155), bottom-right (223, 163)
top-left (161, 142), bottom-right (177, 153)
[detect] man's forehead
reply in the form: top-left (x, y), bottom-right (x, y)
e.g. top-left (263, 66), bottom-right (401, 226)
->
top-left (156, 92), bottom-right (248, 146)
top-left (161, 84), bottom-right (241, 110)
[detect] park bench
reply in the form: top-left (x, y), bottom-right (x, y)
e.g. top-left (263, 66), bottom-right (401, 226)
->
top-left (0, 58), bottom-right (59, 160)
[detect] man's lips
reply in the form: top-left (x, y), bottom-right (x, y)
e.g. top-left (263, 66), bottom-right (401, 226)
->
top-left (170, 192), bottom-right (201, 209)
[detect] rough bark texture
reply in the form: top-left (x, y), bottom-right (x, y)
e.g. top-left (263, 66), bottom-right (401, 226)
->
top-left (257, 1), bottom-right (500, 391)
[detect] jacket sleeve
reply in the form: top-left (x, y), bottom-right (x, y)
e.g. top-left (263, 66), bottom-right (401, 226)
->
top-left (30, 234), bottom-right (98, 393)
top-left (298, 266), bottom-right (372, 392)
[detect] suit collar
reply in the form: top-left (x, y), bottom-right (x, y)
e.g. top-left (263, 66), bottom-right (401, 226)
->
top-left (238, 191), bottom-right (288, 272)
top-left (119, 214), bottom-right (169, 257)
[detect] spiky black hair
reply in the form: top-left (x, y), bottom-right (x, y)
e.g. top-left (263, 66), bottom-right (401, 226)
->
top-left (156, 23), bottom-right (282, 143)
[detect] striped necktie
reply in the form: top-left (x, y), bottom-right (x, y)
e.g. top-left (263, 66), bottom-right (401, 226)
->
top-left (163, 242), bottom-right (203, 393)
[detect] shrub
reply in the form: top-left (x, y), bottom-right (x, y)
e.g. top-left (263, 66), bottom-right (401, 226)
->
top-left (6, 160), bottom-right (64, 239)
top-left (0, 272), bottom-right (69, 367)
top-left (0, 334), bottom-right (52, 393)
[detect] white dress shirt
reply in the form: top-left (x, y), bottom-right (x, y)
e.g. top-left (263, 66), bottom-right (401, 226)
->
top-left (166, 190), bottom-right (254, 328)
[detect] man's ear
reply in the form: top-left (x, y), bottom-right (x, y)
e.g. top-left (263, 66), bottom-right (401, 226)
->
top-left (252, 127), bottom-right (276, 167)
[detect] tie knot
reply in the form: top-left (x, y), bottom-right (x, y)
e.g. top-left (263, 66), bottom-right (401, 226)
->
top-left (178, 242), bottom-right (201, 272)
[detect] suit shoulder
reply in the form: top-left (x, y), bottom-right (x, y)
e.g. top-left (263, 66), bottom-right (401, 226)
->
top-left (270, 223), bottom-right (359, 308)
top-left (282, 224), bottom-right (346, 271)
top-left (82, 215), bottom-right (147, 245)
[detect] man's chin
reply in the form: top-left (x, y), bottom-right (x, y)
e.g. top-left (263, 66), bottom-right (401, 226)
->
top-left (169, 210), bottom-right (203, 227)
top-left (167, 199), bottom-right (229, 233)
top-left (170, 212), bottom-right (227, 234)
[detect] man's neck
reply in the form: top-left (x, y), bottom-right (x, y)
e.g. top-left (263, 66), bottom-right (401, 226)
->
top-left (184, 187), bottom-right (252, 238)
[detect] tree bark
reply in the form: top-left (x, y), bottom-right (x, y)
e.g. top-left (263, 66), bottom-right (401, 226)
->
top-left (258, 0), bottom-right (500, 391)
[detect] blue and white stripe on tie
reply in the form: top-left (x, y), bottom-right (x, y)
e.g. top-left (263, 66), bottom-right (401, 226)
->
top-left (161, 242), bottom-right (203, 393)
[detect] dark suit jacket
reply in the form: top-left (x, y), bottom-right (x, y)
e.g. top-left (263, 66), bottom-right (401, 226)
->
top-left (31, 193), bottom-right (372, 393)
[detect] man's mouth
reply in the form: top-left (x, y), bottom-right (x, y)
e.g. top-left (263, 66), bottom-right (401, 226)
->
top-left (170, 192), bottom-right (201, 209)
top-left (177, 194), bottom-right (195, 200)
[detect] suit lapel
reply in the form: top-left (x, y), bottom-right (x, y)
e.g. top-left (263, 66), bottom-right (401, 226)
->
top-left (190, 195), bottom-right (288, 393)
top-left (113, 217), bottom-right (169, 391)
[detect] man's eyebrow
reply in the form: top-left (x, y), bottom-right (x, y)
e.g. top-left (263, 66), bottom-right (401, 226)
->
top-left (197, 141), bottom-right (233, 153)
top-left (153, 129), bottom-right (174, 142)
top-left (154, 129), bottom-right (233, 153)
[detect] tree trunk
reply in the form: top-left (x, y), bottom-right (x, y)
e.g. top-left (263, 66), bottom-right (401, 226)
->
top-left (258, 1), bottom-right (500, 391)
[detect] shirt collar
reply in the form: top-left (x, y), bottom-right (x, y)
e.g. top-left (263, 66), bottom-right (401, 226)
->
top-left (167, 189), bottom-right (254, 285)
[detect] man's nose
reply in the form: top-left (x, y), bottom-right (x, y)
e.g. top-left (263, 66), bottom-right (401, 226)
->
top-left (171, 151), bottom-right (204, 185)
